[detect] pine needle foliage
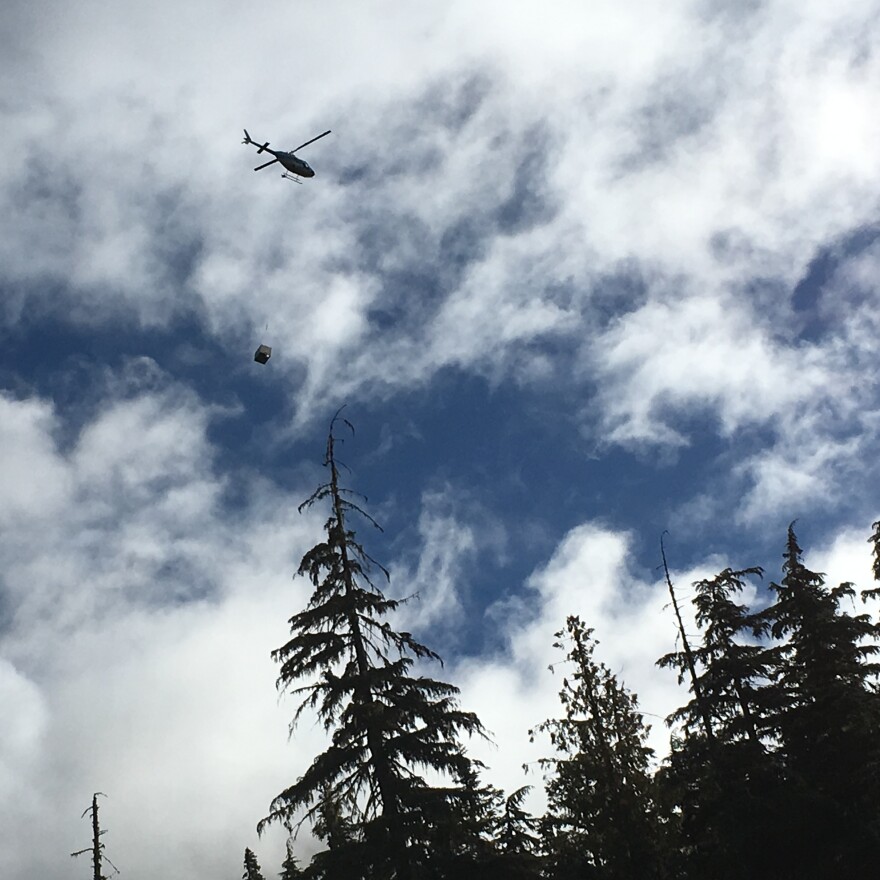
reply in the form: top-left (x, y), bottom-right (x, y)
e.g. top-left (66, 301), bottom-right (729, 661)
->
top-left (279, 839), bottom-right (304, 879)
top-left (869, 519), bottom-right (880, 585)
top-left (496, 785), bottom-right (541, 858)
top-left (658, 566), bottom-right (771, 745)
top-left (656, 567), bottom-right (789, 879)
top-left (258, 412), bottom-right (488, 879)
top-left (761, 524), bottom-right (880, 871)
top-left (657, 524), bottom-right (880, 878)
top-left (488, 785), bottom-right (543, 879)
top-left (533, 615), bottom-right (667, 880)
top-left (243, 847), bottom-right (266, 880)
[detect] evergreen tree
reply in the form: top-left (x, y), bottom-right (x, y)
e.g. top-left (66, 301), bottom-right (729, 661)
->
top-left (659, 567), bottom-right (770, 745)
top-left (243, 847), bottom-right (266, 880)
top-left (401, 765), bottom-right (502, 879)
top-left (533, 615), bottom-right (667, 880)
top-left (761, 523), bottom-right (880, 874)
top-left (428, 777), bottom-right (543, 880)
top-left (656, 524), bottom-right (880, 878)
top-left (866, 518), bottom-right (880, 601)
top-left (656, 567), bottom-right (792, 880)
top-left (489, 786), bottom-right (542, 880)
top-left (279, 839), bottom-right (303, 879)
top-left (299, 786), bottom-right (364, 879)
top-left (258, 413), bottom-right (488, 879)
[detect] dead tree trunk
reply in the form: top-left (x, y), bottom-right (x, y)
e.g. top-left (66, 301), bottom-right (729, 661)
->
top-left (71, 793), bottom-right (118, 880)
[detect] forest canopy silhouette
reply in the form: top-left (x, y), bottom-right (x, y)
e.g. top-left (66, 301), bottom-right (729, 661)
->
top-left (224, 414), bottom-right (880, 879)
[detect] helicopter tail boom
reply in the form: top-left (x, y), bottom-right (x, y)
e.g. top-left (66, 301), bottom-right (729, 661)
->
top-left (242, 129), bottom-right (270, 153)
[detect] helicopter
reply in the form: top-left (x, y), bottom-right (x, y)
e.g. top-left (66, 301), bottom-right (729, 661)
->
top-left (242, 128), bottom-right (331, 182)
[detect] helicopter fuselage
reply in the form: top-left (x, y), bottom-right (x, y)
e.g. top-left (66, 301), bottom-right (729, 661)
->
top-left (255, 144), bottom-right (315, 177)
top-left (277, 151), bottom-right (315, 178)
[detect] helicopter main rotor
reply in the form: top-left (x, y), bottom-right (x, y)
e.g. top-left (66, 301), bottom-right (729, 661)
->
top-left (290, 130), bottom-right (331, 153)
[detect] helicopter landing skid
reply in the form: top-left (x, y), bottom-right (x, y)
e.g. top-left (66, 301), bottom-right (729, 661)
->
top-left (281, 172), bottom-right (303, 184)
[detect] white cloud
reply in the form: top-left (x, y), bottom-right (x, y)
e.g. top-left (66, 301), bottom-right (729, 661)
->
top-left (0, 658), bottom-right (48, 806)
top-left (0, 386), bottom-right (328, 879)
top-left (0, 387), bottom-right (231, 639)
top-left (587, 290), bottom-right (828, 445)
top-left (389, 486), bottom-right (498, 631)
top-left (0, 395), bottom-right (72, 526)
top-left (801, 521), bottom-right (878, 595)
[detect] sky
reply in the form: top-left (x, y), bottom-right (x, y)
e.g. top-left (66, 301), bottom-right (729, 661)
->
top-left (2, 0), bottom-right (880, 876)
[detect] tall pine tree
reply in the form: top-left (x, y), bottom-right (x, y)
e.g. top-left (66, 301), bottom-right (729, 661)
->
top-left (243, 847), bottom-right (266, 880)
top-left (659, 566), bottom-right (770, 746)
top-left (656, 524), bottom-right (880, 878)
top-left (657, 567), bottom-right (792, 880)
top-left (533, 615), bottom-right (668, 880)
top-left (488, 786), bottom-right (542, 880)
top-left (279, 839), bottom-right (303, 879)
top-left (258, 413), bottom-right (488, 879)
top-left (761, 523), bottom-right (880, 874)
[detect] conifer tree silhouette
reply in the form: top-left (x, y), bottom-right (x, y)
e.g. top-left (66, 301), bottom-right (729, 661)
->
top-left (258, 411), bottom-right (488, 879)
top-left (534, 616), bottom-right (667, 879)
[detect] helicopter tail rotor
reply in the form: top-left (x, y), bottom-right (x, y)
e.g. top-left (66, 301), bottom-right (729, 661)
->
top-left (242, 129), bottom-right (270, 152)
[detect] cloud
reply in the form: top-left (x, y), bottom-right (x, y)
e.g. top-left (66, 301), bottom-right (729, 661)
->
top-left (0, 387), bottom-right (226, 639)
top-left (389, 485), bottom-right (509, 636)
top-left (0, 383), bottom-right (329, 878)
top-left (0, 385), bottom-right (689, 876)
top-left (586, 289), bottom-right (828, 446)
top-left (0, 658), bottom-right (48, 806)
top-left (809, 520), bottom-right (879, 592)
top-left (0, 394), bottom-right (72, 527)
